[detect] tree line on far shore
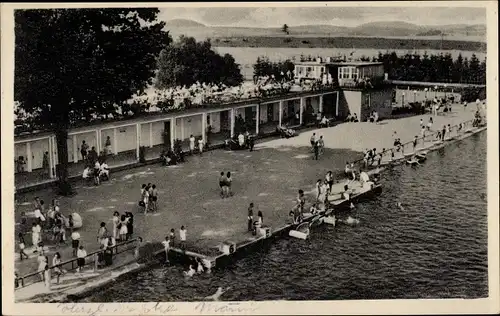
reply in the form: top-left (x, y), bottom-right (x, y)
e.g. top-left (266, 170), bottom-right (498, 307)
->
top-left (253, 52), bottom-right (486, 85)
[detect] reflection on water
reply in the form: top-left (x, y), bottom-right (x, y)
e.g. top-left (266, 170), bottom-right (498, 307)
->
top-left (83, 132), bottom-right (487, 302)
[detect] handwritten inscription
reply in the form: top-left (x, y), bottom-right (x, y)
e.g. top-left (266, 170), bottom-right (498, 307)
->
top-left (57, 302), bottom-right (178, 315)
top-left (194, 302), bottom-right (260, 314)
top-left (56, 302), bottom-right (259, 315)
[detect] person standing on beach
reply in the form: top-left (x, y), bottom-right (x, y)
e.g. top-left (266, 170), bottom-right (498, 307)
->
top-left (441, 125), bottom-right (446, 141)
top-left (413, 136), bottom-right (418, 152)
top-left (247, 203), bottom-right (254, 232)
top-left (427, 117), bottom-right (433, 131)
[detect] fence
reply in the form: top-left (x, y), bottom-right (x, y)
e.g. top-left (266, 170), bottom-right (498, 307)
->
top-left (349, 118), bottom-right (479, 172)
top-left (15, 237), bottom-right (141, 289)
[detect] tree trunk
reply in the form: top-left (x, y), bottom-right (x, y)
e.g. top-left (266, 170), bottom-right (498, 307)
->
top-left (54, 127), bottom-right (75, 196)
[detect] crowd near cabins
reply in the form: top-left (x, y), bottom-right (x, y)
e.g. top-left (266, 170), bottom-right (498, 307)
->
top-left (14, 58), bottom-right (457, 186)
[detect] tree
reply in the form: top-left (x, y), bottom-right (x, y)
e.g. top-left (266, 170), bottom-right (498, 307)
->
top-left (15, 8), bottom-right (170, 195)
top-left (282, 24), bottom-right (289, 35)
top-left (156, 36), bottom-right (243, 89)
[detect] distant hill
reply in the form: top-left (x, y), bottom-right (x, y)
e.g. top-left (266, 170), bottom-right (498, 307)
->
top-left (165, 19), bottom-right (206, 28)
top-left (163, 19), bottom-right (486, 42)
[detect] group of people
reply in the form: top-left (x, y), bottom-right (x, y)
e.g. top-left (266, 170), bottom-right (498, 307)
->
top-left (80, 139), bottom-right (110, 185)
top-left (219, 172), bottom-right (233, 198)
top-left (134, 79), bottom-right (318, 113)
top-left (139, 183), bottom-right (159, 214)
top-left (362, 148), bottom-right (384, 168)
top-left (309, 133), bottom-right (325, 160)
top-left (247, 202), bottom-right (264, 234)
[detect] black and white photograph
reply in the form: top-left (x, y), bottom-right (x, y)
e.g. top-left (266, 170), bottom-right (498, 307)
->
top-left (2, 2), bottom-right (498, 315)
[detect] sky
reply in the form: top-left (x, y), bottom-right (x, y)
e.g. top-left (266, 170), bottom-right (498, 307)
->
top-left (157, 6), bottom-right (486, 28)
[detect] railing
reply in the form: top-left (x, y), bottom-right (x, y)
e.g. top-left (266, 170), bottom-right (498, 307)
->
top-left (15, 237), bottom-right (141, 289)
top-left (349, 118), bottom-right (480, 173)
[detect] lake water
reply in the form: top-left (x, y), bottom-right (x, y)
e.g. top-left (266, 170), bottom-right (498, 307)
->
top-left (82, 131), bottom-right (487, 302)
top-left (214, 47), bottom-right (487, 80)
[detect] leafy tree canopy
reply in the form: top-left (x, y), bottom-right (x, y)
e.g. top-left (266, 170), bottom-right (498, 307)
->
top-left (155, 35), bottom-right (243, 89)
top-left (15, 8), bottom-right (170, 129)
top-left (14, 8), bottom-right (170, 194)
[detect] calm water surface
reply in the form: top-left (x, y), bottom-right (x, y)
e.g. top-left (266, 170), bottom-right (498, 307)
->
top-left (84, 131), bottom-right (487, 301)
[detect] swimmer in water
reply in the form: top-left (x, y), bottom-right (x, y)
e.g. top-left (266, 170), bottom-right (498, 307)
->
top-left (183, 265), bottom-right (196, 277)
top-left (202, 286), bottom-right (232, 301)
top-left (337, 216), bottom-right (360, 226)
top-left (397, 202), bottom-right (406, 211)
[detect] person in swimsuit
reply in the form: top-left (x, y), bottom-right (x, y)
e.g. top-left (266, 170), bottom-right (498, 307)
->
top-left (441, 125), bottom-right (446, 141)
top-left (226, 172), bottom-right (233, 197)
top-left (219, 172), bottom-right (227, 198)
top-left (150, 184), bottom-right (158, 212)
top-left (326, 171), bottom-right (334, 193)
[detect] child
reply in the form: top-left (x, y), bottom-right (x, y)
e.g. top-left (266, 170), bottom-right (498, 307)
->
top-left (179, 226), bottom-right (187, 249)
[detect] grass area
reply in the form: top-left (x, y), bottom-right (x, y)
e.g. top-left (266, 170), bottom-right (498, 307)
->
top-left (213, 36), bottom-right (486, 52)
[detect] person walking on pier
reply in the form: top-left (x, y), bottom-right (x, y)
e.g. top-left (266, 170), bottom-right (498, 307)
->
top-left (413, 136), bottom-right (418, 152)
top-left (247, 203), bottom-right (254, 232)
top-left (219, 171), bottom-right (227, 198)
top-left (179, 226), bottom-right (187, 250)
top-left (441, 125), bottom-right (446, 141)
top-left (427, 117), bottom-right (433, 131)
